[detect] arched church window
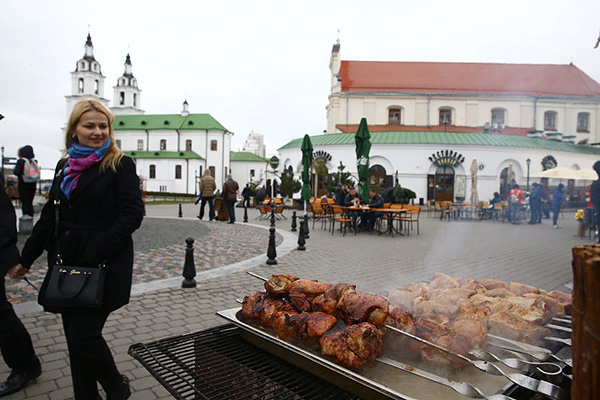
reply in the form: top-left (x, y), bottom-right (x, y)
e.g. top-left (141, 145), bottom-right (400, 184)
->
top-left (185, 140), bottom-right (192, 151)
top-left (137, 139), bottom-right (144, 151)
top-left (175, 165), bottom-right (182, 180)
top-left (210, 140), bottom-right (218, 151)
top-left (160, 139), bottom-right (167, 150)
top-left (80, 61), bottom-right (85, 70)
top-left (133, 93), bottom-right (137, 107)
top-left (78, 78), bottom-right (84, 94)
top-left (119, 92), bottom-right (125, 105)
top-left (149, 165), bottom-right (156, 179)
top-left (94, 80), bottom-right (99, 95)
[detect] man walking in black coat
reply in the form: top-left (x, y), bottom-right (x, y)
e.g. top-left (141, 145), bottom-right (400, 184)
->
top-left (591, 161), bottom-right (600, 243)
top-left (0, 172), bottom-right (41, 397)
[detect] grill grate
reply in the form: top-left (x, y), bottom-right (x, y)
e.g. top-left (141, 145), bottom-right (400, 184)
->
top-left (129, 324), bottom-right (361, 400)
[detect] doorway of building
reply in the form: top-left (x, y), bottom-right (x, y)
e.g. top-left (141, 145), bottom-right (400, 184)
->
top-left (369, 164), bottom-right (387, 192)
top-left (435, 165), bottom-right (455, 201)
top-left (312, 157), bottom-right (330, 198)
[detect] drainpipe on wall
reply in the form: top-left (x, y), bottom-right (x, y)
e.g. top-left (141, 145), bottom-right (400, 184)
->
top-left (145, 130), bottom-right (149, 151)
top-left (533, 96), bottom-right (539, 130)
top-left (186, 158), bottom-right (189, 194)
top-left (427, 94), bottom-right (431, 127)
top-left (176, 129), bottom-right (180, 152)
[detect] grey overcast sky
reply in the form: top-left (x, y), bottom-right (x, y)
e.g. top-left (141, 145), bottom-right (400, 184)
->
top-left (1, 0), bottom-right (599, 172)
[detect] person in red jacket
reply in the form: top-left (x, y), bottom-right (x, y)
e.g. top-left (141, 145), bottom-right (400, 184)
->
top-left (509, 183), bottom-right (524, 224)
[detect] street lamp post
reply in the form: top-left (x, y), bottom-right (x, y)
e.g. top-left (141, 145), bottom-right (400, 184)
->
top-left (526, 158), bottom-right (531, 191)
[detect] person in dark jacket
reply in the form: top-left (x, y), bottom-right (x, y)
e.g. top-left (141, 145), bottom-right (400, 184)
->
top-left (334, 183), bottom-right (344, 205)
top-left (19, 99), bottom-right (144, 400)
top-left (528, 183), bottom-right (543, 224)
top-left (551, 183), bottom-right (566, 229)
top-left (363, 188), bottom-right (384, 230)
top-left (222, 174), bottom-right (239, 224)
top-left (256, 186), bottom-right (266, 204)
top-left (0, 172), bottom-right (42, 398)
top-left (13, 145), bottom-right (37, 217)
top-left (241, 184), bottom-right (251, 208)
top-left (590, 161), bottom-right (600, 243)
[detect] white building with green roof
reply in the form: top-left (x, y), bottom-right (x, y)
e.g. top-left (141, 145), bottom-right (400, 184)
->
top-left (66, 34), bottom-right (233, 195)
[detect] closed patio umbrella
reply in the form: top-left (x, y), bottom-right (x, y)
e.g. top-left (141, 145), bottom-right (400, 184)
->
top-left (470, 159), bottom-right (479, 207)
top-left (355, 117), bottom-right (371, 201)
top-left (300, 134), bottom-right (313, 212)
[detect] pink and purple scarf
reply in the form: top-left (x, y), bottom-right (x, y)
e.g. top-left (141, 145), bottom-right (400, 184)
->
top-left (60, 138), bottom-right (111, 199)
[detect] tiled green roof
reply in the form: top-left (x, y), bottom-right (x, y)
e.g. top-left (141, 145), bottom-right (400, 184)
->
top-left (113, 114), bottom-right (229, 132)
top-left (123, 150), bottom-right (204, 160)
top-left (230, 151), bottom-right (269, 162)
top-left (278, 131), bottom-right (600, 155)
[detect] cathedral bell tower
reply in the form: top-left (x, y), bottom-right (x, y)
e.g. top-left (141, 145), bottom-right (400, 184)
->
top-left (65, 33), bottom-right (110, 119)
top-left (111, 53), bottom-right (144, 115)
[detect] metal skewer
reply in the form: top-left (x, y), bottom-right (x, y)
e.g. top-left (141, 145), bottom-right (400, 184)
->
top-left (377, 356), bottom-right (516, 400)
top-left (545, 323), bottom-right (572, 334)
top-left (544, 336), bottom-right (571, 347)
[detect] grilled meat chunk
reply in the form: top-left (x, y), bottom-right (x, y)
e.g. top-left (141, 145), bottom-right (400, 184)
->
top-left (547, 290), bottom-right (572, 312)
top-left (264, 273), bottom-right (298, 297)
top-left (241, 291), bottom-right (296, 327)
top-left (313, 283), bottom-right (356, 315)
top-left (272, 312), bottom-right (338, 343)
top-left (487, 311), bottom-right (550, 344)
top-left (288, 279), bottom-right (332, 312)
top-left (320, 322), bottom-right (383, 369)
top-left (337, 292), bottom-right (389, 328)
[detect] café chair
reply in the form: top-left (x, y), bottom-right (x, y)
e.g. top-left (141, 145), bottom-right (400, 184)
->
top-left (311, 200), bottom-right (329, 230)
top-left (399, 206), bottom-right (421, 235)
top-left (330, 205), bottom-right (356, 236)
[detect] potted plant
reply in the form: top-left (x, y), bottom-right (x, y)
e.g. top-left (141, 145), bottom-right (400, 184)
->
top-left (575, 209), bottom-right (585, 238)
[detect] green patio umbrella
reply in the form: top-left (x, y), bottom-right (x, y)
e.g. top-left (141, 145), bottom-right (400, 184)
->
top-left (355, 117), bottom-right (371, 201)
top-left (300, 134), bottom-right (313, 208)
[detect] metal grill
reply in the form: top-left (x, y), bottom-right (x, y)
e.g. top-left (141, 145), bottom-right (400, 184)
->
top-left (129, 324), bottom-right (361, 400)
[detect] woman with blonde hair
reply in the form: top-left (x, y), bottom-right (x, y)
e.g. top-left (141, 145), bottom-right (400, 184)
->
top-left (18, 99), bottom-right (145, 399)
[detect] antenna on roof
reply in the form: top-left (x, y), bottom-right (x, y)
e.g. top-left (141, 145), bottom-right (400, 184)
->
top-left (594, 28), bottom-right (600, 49)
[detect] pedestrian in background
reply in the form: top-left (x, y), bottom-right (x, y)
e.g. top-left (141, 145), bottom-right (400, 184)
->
top-left (528, 182), bottom-right (542, 224)
top-left (256, 186), bottom-right (266, 204)
top-left (551, 183), bottom-right (566, 229)
top-left (509, 183), bottom-right (524, 224)
top-left (223, 174), bottom-right (239, 224)
top-left (590, 161), bottom-right (600, 242)
top-left (197, 169), bottom-right (216, 221)
top-left (19, 99), bottom-right (144, 399)
top-left (241, 184), bottom-right (251, 208)
top-left (13, 145), bottom-right (38, 217)
top-left (0, 172), bottom-right (42, 398)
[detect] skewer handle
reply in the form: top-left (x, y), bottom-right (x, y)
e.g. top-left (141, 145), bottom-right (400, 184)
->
top-left (247, 271), bottom-right (268, 281)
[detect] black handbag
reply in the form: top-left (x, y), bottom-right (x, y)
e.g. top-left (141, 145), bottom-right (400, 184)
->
top-left (38, 191), bottom-right (106, 309)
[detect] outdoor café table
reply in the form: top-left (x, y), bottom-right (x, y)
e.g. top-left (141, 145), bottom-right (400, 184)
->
top-left (371, 208), bottom-right (407, 237)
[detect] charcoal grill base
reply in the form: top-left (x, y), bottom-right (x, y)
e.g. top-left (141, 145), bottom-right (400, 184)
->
top-left (128, 323), bottom-right (361, 400)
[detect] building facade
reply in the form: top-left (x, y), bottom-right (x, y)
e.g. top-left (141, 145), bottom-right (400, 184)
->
top-left (278, 41), bottom-right (600, 203)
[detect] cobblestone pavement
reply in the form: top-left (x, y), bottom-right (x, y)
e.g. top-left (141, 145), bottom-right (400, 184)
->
top-left (2, 202), bottom-right (590, 399)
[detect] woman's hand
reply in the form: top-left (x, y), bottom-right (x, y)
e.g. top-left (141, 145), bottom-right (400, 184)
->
top-left (8, 264), bottom-right (28, 279)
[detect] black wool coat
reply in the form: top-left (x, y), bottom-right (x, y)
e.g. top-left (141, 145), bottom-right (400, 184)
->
top-left (20, 156), bottom-right (145, 313)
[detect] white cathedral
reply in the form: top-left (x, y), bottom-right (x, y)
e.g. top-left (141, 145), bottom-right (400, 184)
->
top-left (65, 33), bottom-right (241, 195)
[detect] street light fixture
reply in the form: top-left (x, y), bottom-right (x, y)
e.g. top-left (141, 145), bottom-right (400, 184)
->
top-left (526, 158), bottom-right (531, 191)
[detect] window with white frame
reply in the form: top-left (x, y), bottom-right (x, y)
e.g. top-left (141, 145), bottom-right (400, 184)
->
top-left (544, 111), bottom-right (557, 131)
top-left (185, 140), bottom-right (192, 151)
top-left (577, 112), bottom-right (589, 133)
top-left (175, 165), bottom-right (182, 179)
top-left (137, 139), bottom-right (144, 150)
top-left (160, 139), bottom-right (166, 150)
top-left (149, 165), bottom-right (156, 179)
top-left (439, 108), bottom-right (452, 125)
top-left (388, 108), bottom-right (401, 125)
top-left (491, 109), bottom-right (505, 125)
top-left (210, 140), bottom-right (218, 151)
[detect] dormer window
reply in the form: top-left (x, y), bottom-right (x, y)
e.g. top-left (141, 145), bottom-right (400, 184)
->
top-left (491, 109), bottom-right (505, 125)
top-left (160, 139), bottom-right (167, 150)
top-left (439, 108), bottom-right (452, 125)
top-left (137, 139), bottom-right (144, 150)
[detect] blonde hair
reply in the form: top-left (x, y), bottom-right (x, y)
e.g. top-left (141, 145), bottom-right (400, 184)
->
top-left (65, 99), bottom-right (123, 172)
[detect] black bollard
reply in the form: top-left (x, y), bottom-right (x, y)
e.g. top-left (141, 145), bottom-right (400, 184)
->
top-left (243, 204), bottom-right (248, 223)
top-left (270, 206), bottom-right (276, 227)
top-left (303, 214), bottom-right (310, 239)
top-left (266, 227), bottom-right (278, 265)
top-left (182, 237), bottom-right (197, 288)
top-left (291, 211), bottom-right (297, 232)
top-left (178, 204), bottom-right (183, 218)
top-left (297, 220), bottom-right (306, 250)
